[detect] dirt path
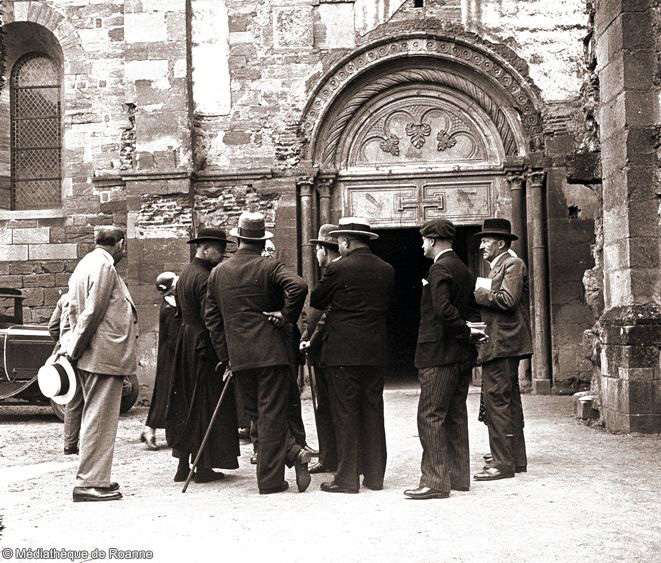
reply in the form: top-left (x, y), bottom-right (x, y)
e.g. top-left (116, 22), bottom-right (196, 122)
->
top-left (0, 387), bottom-right (660, 562)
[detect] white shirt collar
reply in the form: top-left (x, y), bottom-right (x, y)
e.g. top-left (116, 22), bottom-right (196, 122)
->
top-left (96, 247), bottom-right (115, 266)
top-left (489, 251), bottom-right (508, 269)
top-left (434, 248), bottom-right (453, 263)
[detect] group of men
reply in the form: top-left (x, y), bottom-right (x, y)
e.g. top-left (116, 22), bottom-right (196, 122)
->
top-left (50, 208), bottom-right (532, 502)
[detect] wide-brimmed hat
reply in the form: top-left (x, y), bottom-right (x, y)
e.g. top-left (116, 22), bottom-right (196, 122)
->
top-left (229, 211), bottom-right (273, 241)
top-left (330, 217), bottom-right (379, 240)
top-left (310, 224), bottom-right (339, 248)
top-left (475, 218), bottom-right (518, 241)
top-left (187, 227), bottom-right (229, 245)
top-left (419, 218), bottom-right (456, 241)
top-left (38, 356), bottom-right (77, 405)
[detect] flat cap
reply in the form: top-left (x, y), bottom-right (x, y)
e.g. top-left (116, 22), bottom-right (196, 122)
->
top-left (419, 218), bottom-right (456, 241)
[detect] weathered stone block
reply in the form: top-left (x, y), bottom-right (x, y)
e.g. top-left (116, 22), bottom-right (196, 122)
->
top-left (125, 13), bottom-right (167, 44)
top-left (22, 274), bottom-right (55, 288)
top-left (628, 413), bottom-right (661, 433)
top-left (22, 287), bottom-right (44, 307)
top-left (0, 245), bottom-right (28, 261)
top-left (55, 273), bottom-right (72, 287)
top-left (29, 244), bottom-right (78, 261)
top-left (12, 227), bottom-right (50, 244)
top-left (0, 274), bottom-right (23, 288)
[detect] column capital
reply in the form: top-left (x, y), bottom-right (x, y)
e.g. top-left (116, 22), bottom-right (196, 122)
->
top-left (317, 176), bottom-right (335, 199)
top-left (296, 176), bottom-right (314, 196)
top-left (527, 169), bottom-right (546, 187)
top-left (506, 173), bottom-right (526, 190)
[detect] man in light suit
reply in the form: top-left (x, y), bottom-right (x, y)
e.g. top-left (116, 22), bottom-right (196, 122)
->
top-left (64, 227), bottom-right (138, 502)
top-left (472, 218), bottom-right (532, 482)
top-left (404, 218), bottom-right (477, 500)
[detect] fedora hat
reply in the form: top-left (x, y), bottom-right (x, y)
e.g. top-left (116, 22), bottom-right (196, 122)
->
top-left (229, 211), bottom-right (273, 241)
top-left (38, 356), bottom-right (77, 405)
top-left (187, 227), bottom-right (229, 245)
top-left (310, 224), bottom-right (339, 248)
top-left (475, 218), bottom-right (518, 241)
top-left (330, 217), bottom-right (379, 240)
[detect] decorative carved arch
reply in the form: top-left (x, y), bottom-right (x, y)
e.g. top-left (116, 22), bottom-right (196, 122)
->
top-left (301, 22), bottom-right (544, 168)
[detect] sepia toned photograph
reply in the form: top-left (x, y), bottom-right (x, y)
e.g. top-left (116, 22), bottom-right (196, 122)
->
top-left (0, 1), bottom-right (659, 561)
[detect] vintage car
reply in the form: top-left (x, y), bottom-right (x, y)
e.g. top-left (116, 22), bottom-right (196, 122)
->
top-left (0, 288), bottom-right (139, 419)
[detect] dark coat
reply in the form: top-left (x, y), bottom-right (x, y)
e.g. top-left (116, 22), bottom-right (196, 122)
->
top-left (166, 257), bottom-right (239, 468)
top-left (310, 247), bottom-right (395, 367)
top-left (146, 296), bottom-right (179, 429)
top-left (414, 250), bottom-right (477, 369)
top-left (204, 248), bottom-right (308, 372)
top-left (474, 253), bottom-right (533, 363)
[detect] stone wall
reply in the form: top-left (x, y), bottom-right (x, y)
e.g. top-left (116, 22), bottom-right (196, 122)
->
top-left (0, 0), bottom-right (609, 399)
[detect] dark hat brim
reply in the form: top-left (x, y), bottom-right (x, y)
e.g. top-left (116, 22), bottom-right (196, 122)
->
top-left (475, 230), bottom-right (518, 241)
top-left (187, 236), bottom-right (229, 244)
top-left (309, 238), bottom-right (339, 248)
top-left (228, 228), bottom-right (274, 241)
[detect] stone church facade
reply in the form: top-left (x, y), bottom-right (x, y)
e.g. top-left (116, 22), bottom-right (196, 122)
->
top-left (0, 0), bottom-right (658, 432)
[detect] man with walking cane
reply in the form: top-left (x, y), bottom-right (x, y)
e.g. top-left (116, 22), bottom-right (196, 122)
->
top-left (205, 211), bottom-right (310, 495)
top-left (300, 224), bottom-right (341, 475)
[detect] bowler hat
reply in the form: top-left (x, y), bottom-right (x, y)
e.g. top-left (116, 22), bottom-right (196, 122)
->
top-left (38, 356), bottom-right (77, 405)
top-left (330, 217), bottom-right (379, 240)
top-left (419, 218), bottom-right (456, 241)
top-left (229, 211), bottom-right (274, 241)
top-left (475, 218), bottom-right (518, 241)
top-left (187, 227), bottom-right (229, 245)
top-left (310, 224), bottom-right (339, 248)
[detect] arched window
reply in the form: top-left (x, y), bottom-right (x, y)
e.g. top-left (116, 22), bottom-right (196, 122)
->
top-left (10, 53), bottom-right (62, 210)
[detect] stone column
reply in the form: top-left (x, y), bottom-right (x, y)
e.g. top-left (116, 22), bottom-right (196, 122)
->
top-left (317, 176), bottom-right (335, 226)
top-left (507, 173), bottom-right (527, 262)
top-left (528, 170), bottom-right (552, 394)
top-left (297, 177), bottom-right (315, 288)
top-left (595, 0), bottom-right (661, 432)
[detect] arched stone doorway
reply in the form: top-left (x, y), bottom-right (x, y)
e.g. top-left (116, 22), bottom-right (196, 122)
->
top-left (299, 25), bottom-right (552, 390)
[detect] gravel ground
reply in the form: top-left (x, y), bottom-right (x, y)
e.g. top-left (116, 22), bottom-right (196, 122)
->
top-left (0, 383), bottom-right (660, 563)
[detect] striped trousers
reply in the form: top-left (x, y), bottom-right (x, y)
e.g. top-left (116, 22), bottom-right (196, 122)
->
top-left (417, 362), bottom-right (472, 492)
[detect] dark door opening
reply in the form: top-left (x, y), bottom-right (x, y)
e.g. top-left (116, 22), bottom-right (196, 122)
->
top-left (371, 225), bottom-right (481, 377)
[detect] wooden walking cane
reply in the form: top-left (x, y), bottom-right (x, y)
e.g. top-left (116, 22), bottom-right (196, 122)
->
top-left (182, 367), bottom-right (233, 493)
top-left (306, 353), bottom-right (319, 415)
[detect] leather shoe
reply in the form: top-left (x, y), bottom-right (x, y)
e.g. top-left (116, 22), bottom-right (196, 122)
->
top-left (294, 449), bottom-right (312, 492)
top-left (104, 482), bottom-right (120, 491)
top-left (174, 467), bottom-right (190, 482)
top-left (259, 481), bottom-right (289, 495)
top-left (140, 430), bottom-right (158, 451)
top-left (473, 467), bottom-right (515, 481)
top-left (302, 445), bottom-right (319, 457)
top-left (194, 469), bottom-right (225, 483)
top-left (483, 463), bottom-right (527, 473)
top-left (451, 485), bottom-right (469, 492)
top-left (403, 486), bottom-right (450, 500)
top-left (64, 446), bottom-right (79, 455)
top-left (362, 479), bottom-right (383, 491)
top-left (250, 452), bottom-right (258, 465)
top-left (320, 481), bottom-right (359, 494)
top-left (72, 487), bottom-right (122, 502)
top-left (309, 462), bottom-right (335, 474)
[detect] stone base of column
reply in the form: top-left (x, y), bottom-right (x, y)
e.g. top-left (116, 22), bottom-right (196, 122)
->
top-left (532, 379), bottom-right (551, 395)
top-left (599, 304), bottom-right (661, 434)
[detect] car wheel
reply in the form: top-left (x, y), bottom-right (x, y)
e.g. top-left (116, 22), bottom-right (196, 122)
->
top-left (50, 399), bottom-right (65, 422)
top-left (120, 373), bottom-right (140, 414)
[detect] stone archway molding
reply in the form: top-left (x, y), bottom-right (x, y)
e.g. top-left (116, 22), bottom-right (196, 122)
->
top-left (302, 20), bottom-right (545, 165)
top-left (5, 1), bottom-right (84, 58)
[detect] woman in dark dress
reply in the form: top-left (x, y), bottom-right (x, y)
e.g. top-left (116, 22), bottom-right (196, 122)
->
top-left (140, 272), bottom-right (180, 450)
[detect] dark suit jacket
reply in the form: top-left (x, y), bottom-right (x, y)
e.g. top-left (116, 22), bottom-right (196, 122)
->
top-left (474, 253), bottom-right (533, 363)
top-left (310, 247), bottom-right (394, 367)
top-left (414, 250), bottom-right (477, 369)
top-left (204, 248), bottom-right (308, 372)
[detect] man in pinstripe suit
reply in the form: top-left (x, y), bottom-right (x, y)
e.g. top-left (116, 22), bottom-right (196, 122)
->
top-left (404, 218), bottom-right (477, 500)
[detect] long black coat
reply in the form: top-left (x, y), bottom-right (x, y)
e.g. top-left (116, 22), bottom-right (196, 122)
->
top-left (414, 250), bottom-right (477, 369)
top-left (204, 248), bottom-right (308, 371)
top-left (310, 247), bottom-right (394, 367)
top-left (146, 296), bottom-right (179, 428)
top-left (166, 257), bottom-right (239, 469)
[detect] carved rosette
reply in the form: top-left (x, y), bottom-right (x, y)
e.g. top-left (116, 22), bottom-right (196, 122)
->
top-left (436, 130), bottom-right (457, 152)
top-left (405, 122), bottom-right (431, 149)
top-left (379, 134), bottom-right (400, 156)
